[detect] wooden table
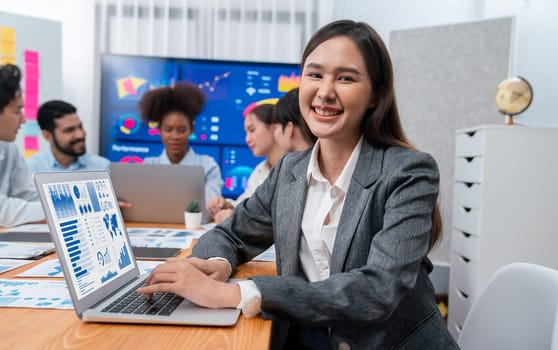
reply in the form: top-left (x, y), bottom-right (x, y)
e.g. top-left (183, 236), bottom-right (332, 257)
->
top-left (0, 222), bottom-right (276, 349)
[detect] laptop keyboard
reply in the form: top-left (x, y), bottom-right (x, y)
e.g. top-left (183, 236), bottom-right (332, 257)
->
top-left (101, 280), bottom-right (184, 316)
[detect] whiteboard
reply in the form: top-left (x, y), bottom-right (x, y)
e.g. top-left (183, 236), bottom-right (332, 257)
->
top-left (0, 10), bottom-right (62, 156)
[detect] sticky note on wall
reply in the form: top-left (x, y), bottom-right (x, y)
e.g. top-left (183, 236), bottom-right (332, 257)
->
top-left (23, 50), bottom-right (41, 155)
top-left (24, 136), bottom-right (39, 150)
top-left (0, 26), bottom-right (16, 64)
top-left (0, 41), bottom-right (15, 56)
top-left (24, 50), bottom-right (38, 63)
top-left (24, 136), bottom-right (39, 158)
top-left (0, 26), bottom-right (15, 40)
top-left (22, 121), bottom-right (40, 136)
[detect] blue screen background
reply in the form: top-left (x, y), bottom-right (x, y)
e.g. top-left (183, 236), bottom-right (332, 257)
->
top-left (100, 54), bottom-right (300, 198)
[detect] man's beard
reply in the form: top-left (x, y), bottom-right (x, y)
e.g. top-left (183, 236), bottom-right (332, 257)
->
top-left (53, 137), bottom-right (86, 157)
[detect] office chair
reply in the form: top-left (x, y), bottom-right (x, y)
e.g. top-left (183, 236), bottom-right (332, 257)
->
top-left (458, 262), bottom-right (558, 350)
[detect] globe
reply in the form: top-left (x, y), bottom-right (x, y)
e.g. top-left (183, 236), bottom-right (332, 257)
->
top-left (495, 77), bottom-right (533, 124)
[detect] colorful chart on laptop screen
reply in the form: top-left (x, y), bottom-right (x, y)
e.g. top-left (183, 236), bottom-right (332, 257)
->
top-left (43, 179), bottom-right (134, 300)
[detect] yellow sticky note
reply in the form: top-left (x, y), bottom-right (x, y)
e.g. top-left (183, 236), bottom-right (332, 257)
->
top-left (0, 26), bottom-right (16, 41)
top-left (0, 41), bottom-right (16, 56)
top-left (1, 56), bottom-right (16, 64)
top-left (24, 149), bottom-right (38, 159)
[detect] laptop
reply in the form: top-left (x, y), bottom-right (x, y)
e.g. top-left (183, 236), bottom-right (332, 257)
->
top-left (109, 163), bottom-right (205, 224)
top-left (34, 170), bottom-right (239, 326)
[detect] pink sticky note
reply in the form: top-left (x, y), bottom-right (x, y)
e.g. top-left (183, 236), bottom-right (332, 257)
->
top-left (25, 78), bottom-right (38, 94)
top-left (24, 106), bottom-right (38, 120)
top-left (25, 63), bottom-right (39, 79)
top-left (24, 51), bottom-right (39, 63)
top-left (24, 136), bottom-right (39, 150)
top-left (25, 92), bottom-right (38, 107)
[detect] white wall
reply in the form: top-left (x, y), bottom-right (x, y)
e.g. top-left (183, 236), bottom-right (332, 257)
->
top-left (0, 0), bottom-right (98, 152)
top-left (484, 0), bottom-right (558, 126)
top-left (333, 0), bottom-right (558, 127)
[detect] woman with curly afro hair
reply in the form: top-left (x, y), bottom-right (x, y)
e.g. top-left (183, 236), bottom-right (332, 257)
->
top-left (140, 82), bottom-right (223, 202)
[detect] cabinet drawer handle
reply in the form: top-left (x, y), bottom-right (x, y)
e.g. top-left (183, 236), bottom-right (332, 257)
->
top-left (465, 131), bottom-right (476, 137)
top-left (463, 182), bottom-right (474, 188)
top-left (459, 255), bottom-right (470, 263)
top-left (460, 231), bottom-right (472, 238)
top-left (464, 157), bottom-right (474, 163)
top-left (457, 289), bottom-right (469, 299)
top-left (461, 206), bottom-right (472, 213)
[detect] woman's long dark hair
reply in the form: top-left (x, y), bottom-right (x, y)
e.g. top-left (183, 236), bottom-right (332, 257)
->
top-left (301, 20), bottom-right (442, 249)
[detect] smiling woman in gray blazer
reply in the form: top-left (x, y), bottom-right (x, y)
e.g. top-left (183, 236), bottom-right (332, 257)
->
top-left (139, 20), bottom-right (459, 350)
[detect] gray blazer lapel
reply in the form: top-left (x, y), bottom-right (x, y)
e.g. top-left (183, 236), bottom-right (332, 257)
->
top-left (275, 155), bottom-right (309, 276)
top-left (330, 142), bottom-right (384, 274)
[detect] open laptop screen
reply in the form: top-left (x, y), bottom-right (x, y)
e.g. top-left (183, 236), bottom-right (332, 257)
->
top-left (40, 176), bottom-right (136, 300)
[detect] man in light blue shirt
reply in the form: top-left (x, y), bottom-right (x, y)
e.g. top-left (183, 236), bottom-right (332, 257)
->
top-left (0, 64), bottom-right (44, 226)
top-left (27, 100), bottom-right (110, 173)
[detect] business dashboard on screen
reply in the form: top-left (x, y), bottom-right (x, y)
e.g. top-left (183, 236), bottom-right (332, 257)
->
top-left (99, 54), bottom-right (300, 198)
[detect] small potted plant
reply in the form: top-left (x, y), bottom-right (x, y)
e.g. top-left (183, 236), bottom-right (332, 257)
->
top-left (184, 200), bottom-right (202, 229)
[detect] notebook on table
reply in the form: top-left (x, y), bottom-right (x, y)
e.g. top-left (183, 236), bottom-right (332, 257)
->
top-left (34, 170), bottom-right (239, 326)
top-left (109, 162), bottom-right (206, 224)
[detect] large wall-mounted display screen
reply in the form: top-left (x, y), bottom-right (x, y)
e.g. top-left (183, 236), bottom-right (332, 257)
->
top-left (100, 54), bottom-right (300, 198)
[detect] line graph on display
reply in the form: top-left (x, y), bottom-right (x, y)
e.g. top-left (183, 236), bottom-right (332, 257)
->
top-left (196, 71), bottom-right (230, 93)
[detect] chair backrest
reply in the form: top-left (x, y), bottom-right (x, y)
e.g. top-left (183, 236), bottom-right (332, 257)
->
top-left (458, 262), bottom-right (558, 350)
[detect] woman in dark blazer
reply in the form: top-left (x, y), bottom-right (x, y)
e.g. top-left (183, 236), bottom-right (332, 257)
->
top-left (139, 20), bottom-right (459, 350)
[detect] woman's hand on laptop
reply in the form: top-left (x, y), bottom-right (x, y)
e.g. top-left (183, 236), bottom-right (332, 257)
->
top-left (182, 257), bottom-right (230, 282)
top-left (136, 259), bottom-right (240, 309)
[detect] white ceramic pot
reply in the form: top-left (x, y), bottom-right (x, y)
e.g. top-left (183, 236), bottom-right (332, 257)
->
top-left (184, 212), bottom-right (202, 230)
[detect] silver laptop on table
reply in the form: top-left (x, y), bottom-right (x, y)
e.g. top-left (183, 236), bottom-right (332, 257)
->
top-left (34, 171), bottom-right (239, 326)
top-left (109, 163), bottom-right (206, 224)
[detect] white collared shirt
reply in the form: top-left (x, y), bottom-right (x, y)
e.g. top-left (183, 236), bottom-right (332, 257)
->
top-left (236, 137), bottom-right (363, 317)
top-left (27, 148), bottom-right (110, 173)
top-left (299, 137), bottom-right (362, 282)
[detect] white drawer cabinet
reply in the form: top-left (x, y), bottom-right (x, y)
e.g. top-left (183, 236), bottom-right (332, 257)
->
top-left (453, 157), bottom-right (484, 183)
top-left (448, 125), bottom-right (558, 339)
top-left (453, 182), bottom-right (482, 209)
top-left (452, 206), bottom-right (481, 235)
top-left (454, 129), bottom-right (486, 157)
top-left (451, 229), bottom-right (480, 261)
